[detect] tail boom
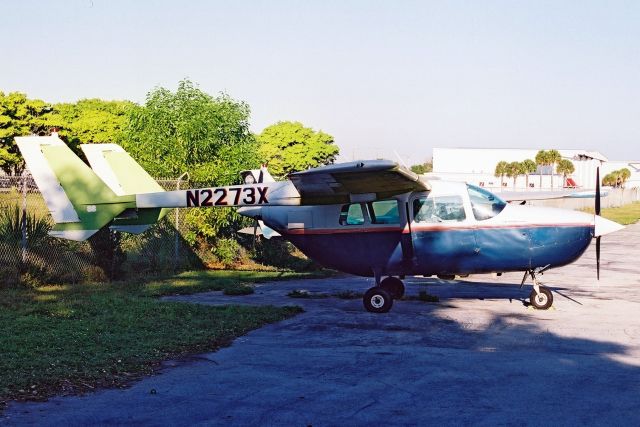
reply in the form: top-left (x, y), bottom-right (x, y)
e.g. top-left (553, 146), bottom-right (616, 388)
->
top-left (135, 181), bottom-right (300, 209)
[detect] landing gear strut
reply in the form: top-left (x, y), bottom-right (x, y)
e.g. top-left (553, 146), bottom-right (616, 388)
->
top-left (522, 266), bottom-right (554, 310)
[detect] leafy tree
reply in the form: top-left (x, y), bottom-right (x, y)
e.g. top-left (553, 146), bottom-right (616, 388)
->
top-left (619, 168), bottom-right (631, 184)
top-left (410, 161), bottom-right (433, 175)
top-left (521, 159), bottom-right (537, 189)
top-left (604, 168), bottom-right (632, 188)
top-left (121, 79), bottom-right (260, 246)
top-left (122, 79), bottom-right (258, 183)
top-left (0, 91), bottom-right (63, 174)
top-left (257, 121), bottom-right (338, 176)
top-left (53, 98), bottom-right (133, 148)
top-left (494, 161), bottom-right (508, 187)
top-left (556, 159), bottom-right (575, 185)
top-left (505, 161), bottom-right (524, 189)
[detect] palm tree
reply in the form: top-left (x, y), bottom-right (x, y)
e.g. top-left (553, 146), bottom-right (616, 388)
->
top-left (556, 159), bottom-right (575, 187)
top-left (494, 161), bottom-right (508, 188)
top-left (603, 172), bottom-right (618, 187)
top-left (506, 161), bottom-right (524, 189)
top-left (619, 168), bottom-right (631, 187)
top-left (521, 159), bottom-right (537, 189)
top-left (547, 150), bottom-right (561, 189)
top-left (535, 150), bottom-right (548, 189)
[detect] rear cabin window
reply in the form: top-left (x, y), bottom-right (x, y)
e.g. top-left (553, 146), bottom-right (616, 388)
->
top-left (467, 185), bottom-right (506, 221)
top-left (339, 203), bottom-right (365, 225)
top-left (367, 200), bottom-right (400, 224)
top-left (413, 195), bottom-right (466, 223)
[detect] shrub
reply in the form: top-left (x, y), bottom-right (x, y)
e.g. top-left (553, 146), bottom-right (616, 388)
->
top-left (0, 205), bottom-right (51, 246)
top-left (213, 238), bottom-right (242, 267)
top-left (81, 265), bottom-right (109, 283)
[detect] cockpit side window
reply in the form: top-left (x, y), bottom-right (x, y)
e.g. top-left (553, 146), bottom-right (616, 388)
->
top-left (467, 184), bottom-right (506, 221)
top-left (413, 195), bottom-right (466, 223)
top-left (339, 203), bottom-right (365, 225)
top-left (367, 200), bottom-right (400, 224)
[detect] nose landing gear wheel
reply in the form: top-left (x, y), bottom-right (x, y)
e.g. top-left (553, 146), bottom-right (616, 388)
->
top-left (363, 287), bottom-right (393, 313)
top-left (380, 277), bottom-right (405, 299)
top-left (529, 286), bottom-right (553, 310)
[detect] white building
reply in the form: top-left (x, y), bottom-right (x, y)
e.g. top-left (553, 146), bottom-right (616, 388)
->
top-left (429, 147), bottom-right (638, 191)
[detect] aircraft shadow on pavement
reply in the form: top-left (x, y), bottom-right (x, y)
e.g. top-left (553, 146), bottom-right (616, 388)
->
top-left (406, 278), bottom-right (575, 307)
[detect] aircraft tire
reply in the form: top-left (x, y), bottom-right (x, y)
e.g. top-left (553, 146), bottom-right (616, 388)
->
top-left (363, 287), bottom-right (393, 313)
top-left (380, 277), bottom-right (405, 299)
top-left (529, 286), bottom-right (553, 310)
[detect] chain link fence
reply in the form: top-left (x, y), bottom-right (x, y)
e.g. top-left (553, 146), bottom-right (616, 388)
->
top-left (0, 174), bottom-right (201, 286)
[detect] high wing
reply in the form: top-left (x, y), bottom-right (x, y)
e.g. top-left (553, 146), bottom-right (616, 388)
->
top-left (15, 135), bottom-right (430, 241)
top-left (499, 189), bottom-right (608, 202)
top-left (288, 160), bottom-right (431, 204)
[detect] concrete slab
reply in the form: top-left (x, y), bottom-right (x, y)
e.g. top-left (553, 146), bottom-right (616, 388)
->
top-left (3, 224), bottom-right (640, 426)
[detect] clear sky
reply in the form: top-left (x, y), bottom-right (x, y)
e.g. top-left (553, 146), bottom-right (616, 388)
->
top-left (2, 0), bottom-right (639, 163)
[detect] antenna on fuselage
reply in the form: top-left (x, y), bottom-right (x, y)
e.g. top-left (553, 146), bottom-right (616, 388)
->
top-left (393, 150), bottom-right (411, 170)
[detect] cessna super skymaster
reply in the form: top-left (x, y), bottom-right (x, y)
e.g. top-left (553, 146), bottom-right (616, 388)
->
top-left (16, 135), bottom-right (624, 312)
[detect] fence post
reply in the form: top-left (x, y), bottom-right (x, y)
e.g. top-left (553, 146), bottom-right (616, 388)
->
top-left (21, 171), bottom-right (28, 263)
top-left (174, 172), bottom-right (190, 272)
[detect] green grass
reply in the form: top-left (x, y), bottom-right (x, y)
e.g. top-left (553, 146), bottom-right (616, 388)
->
top-left (0, 270), bottom-right (315, 407)
top-left (583, 201), bottom-right (640, 225)
top-left (142, 270), bottom-right (329, 297)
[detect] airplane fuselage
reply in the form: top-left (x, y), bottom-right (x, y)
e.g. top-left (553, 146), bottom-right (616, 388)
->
top-left (241, 181), bottom-right (596, 278)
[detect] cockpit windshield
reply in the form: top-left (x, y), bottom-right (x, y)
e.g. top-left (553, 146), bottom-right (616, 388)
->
top-left (467, 185), bottom-right (506, 220)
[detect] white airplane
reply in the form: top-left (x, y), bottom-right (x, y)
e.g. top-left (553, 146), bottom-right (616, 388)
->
top-left (16, 135), bottom-right (623, 312)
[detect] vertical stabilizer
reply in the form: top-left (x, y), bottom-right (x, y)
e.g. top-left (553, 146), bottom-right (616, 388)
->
top-left (80, 143), bottom-right (169, 233)
top-left (15, 136), bottom-right (134, 240)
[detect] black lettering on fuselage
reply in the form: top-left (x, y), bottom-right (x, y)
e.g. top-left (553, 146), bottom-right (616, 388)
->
top-left (201, 189), bottom-right (213, 206)
top-left (243, 187), bottom-right (255, 204)
top-left (257, 187), bottom-right (269, 204)
top-left (185, 186), bottom-right (269, 207)
top-left (214, 188), bottom-right (227, 205)
top-left (186, 190), bottom-right (199, 207)
top-left (229, 187), bottom-right (241, 205)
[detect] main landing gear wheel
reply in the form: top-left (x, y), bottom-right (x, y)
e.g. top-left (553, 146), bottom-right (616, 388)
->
top-left (529, 286), bottom-right (553, 310)
top-left (380, 277), bottom-right (405, 299)
top-left (363, 287), bottom-right (393, 313)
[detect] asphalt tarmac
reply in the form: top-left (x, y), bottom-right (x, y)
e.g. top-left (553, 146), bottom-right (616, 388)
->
top-left (3, 223), bottom-right (640, 426)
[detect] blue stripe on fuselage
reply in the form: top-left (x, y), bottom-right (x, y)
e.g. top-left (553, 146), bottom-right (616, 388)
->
top-left (285, 225), bottom-right (593, 277)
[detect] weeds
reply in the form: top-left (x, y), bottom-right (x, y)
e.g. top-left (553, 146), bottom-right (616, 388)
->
top-left (287, 289), bottom-right (330, 299)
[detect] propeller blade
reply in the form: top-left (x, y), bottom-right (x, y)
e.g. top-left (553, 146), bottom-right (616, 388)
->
top-left (595, 167), bottom-right (601, 281)
top-left (595, 167), bottom-right (601, 216)
top-left (596, 236), bottom-right (601, 281)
